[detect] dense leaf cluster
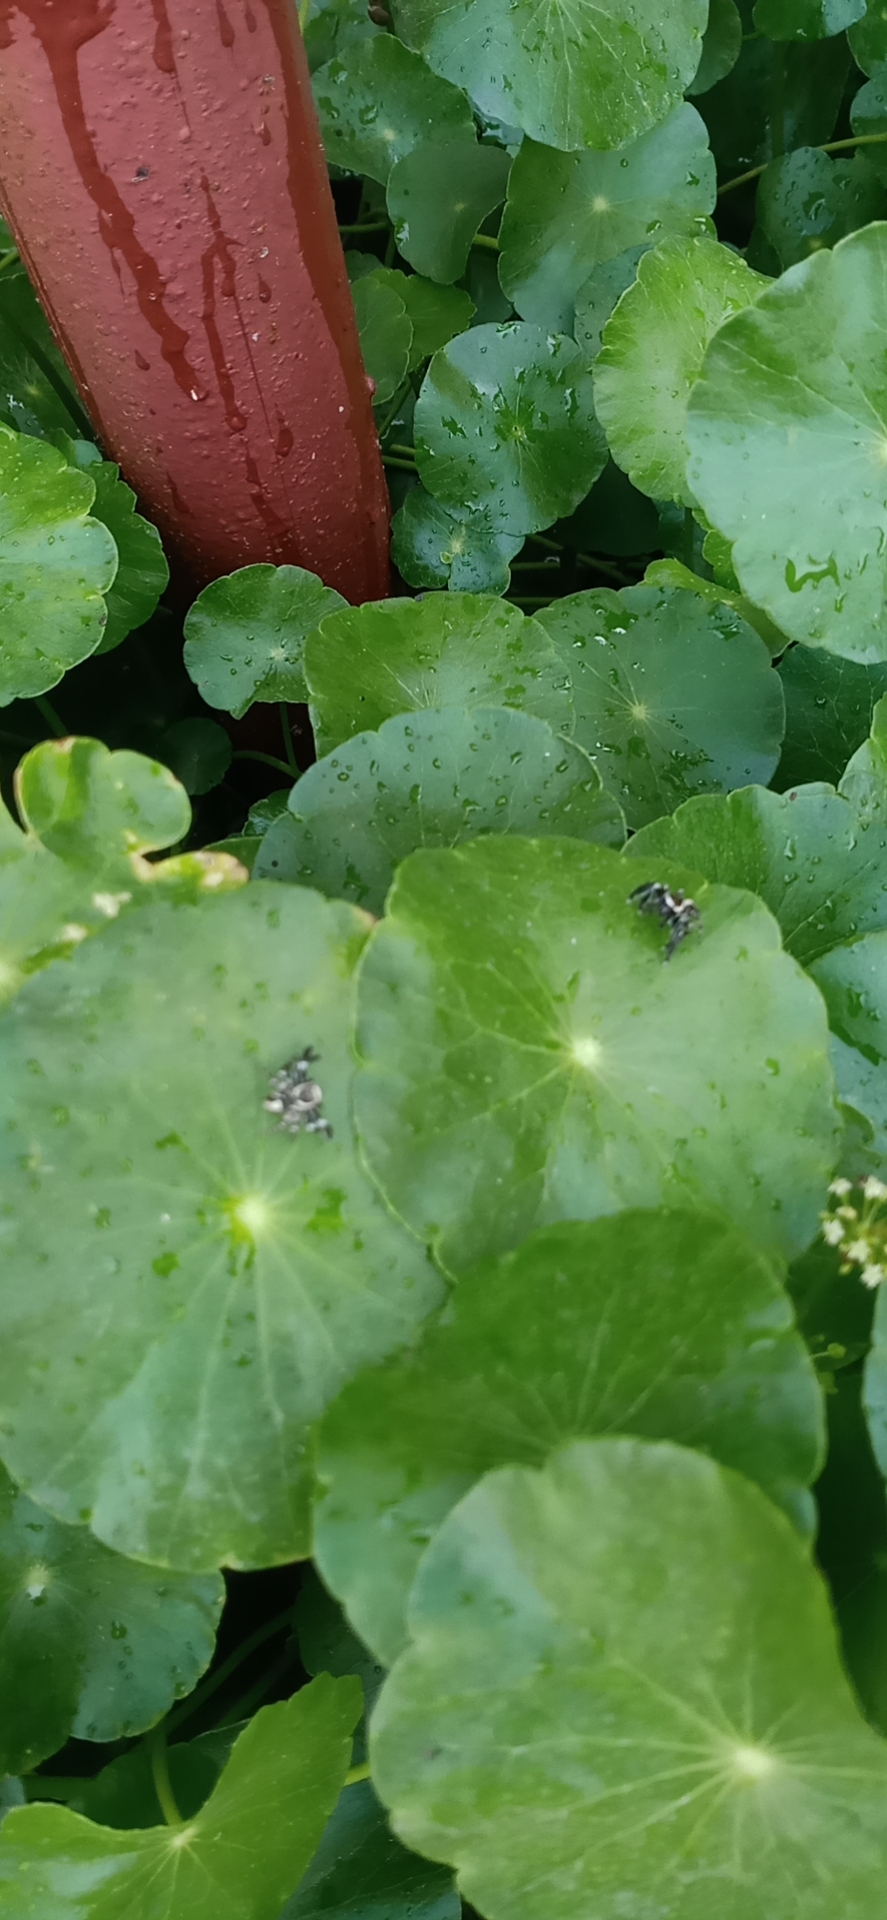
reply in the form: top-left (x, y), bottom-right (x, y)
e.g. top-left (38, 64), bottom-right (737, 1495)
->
top-left (4, 0), bottom-right (887, 1913)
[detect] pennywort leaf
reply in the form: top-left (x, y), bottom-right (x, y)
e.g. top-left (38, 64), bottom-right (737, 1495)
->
top-left (687, 224), bottom-right (887, 664)
top-left (354, 837), bottom-right (838, 1273)
top-left (390, 0), bottom-right (707, 152)
top-left (315, 1210), bottom-right (823, 1664)
top-left (370, 1439), bottom-right (887, 1920)
top-left (414, 323), bottom-right (606, 537)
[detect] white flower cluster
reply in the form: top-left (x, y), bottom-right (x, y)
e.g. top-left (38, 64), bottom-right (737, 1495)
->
top-left (820, 1176), bottom-right (887, 1287)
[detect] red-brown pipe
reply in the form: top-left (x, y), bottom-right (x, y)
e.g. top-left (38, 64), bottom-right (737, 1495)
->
top-left (0, 0), bottom-right (390, 599)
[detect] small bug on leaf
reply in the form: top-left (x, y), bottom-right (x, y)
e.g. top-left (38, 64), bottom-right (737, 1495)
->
top-left (264, 1046), bottom-right (333, 1138)
top-left (628, 881), bottom-right (701, 960)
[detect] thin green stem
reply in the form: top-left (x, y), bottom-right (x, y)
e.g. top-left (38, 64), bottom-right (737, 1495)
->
top-left (345, 1763), bottom-right (371, 1786)
top-left (384, 227), bottom-right (397, 268)
top-left (382, 454), bottom-right (417, 472)
top-left (338, 220), bottom-right (391, 235)
top-left (298, 0), bottom-right (312, 27)
top-left (0, 247), bottom-right (19, 275)
top-left (387, 443), bottom-right (416, 458)
top-left (231, 749), bottom-right (296, 779)
top-left (148, 1724), bottom-right (182, 1828)
top-left (34, 695), bottom-right (67, 738)
top-left (279, 703), bottom-right (299, 776)
top-left (718, 130), bottom-right (887, 198)
top-left (471, 232), bottom-right (500, 252)
top-left (374, 379), bottom-right (412, 442)
top-left (165, 1602), bottom-right (299, 1736)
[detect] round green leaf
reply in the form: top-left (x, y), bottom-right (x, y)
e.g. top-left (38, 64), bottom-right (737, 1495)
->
top-left (390, 0), bottom-right (707, 153)
top-left (0, 885), bottom-right (442, 1569)
top-left (184, 564), bottom-right (346, 720)
top-left (370, 1438), bottom-right (887, 1920)
top-left (414, 323), bottom-right (606, 538)
top-left (629, 784), bottom-right (887, 966)
top-left (757, 149), bottom-right (885, 270)
top-left (386, 139), bottom-right (511, 284)
top-left (391, 488), bottom-right (523, 593)
top-left (253, 708), bottom-right (624, 914)
top-left (0, 1676), bottom-right (360, 1920)
top-left (686, 0), bottom-right (742, 94)
top-left (0, 1461), bottom-right (222, 1773)
top-left (850, 77), bottom-right (887, 183)
top-left (0, 425), bottom-right (117, 704)
top-left (283, 1779), bottom-right (458, 1920)
top-left (849, 0), bottom-right (887, 74)
top-left (498, 107), bottom-right (716, 331)
top-left (686, 224), bottom-right (887, 663)
top-left (594, 236), bottom-right (768, 507)
top-left (754, 0), bottom-right (865, 36)
top-left (315, 1210), bottom-right (823, 1665)
top-left (313, 35), bottom-right (474, 183)
top-left (535, 584), bottom-right (784, 828)
top-left (304, 594), bottom-right (573, 755)
top-left (16, 736), bottom-right (190, 876)
top-left (354, 837), bottom-right (838, 1273)
top-left (53, 438), bottom-right (169, 656)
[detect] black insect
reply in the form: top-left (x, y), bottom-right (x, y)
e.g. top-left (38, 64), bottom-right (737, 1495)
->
top-left (264, 1046), bottom-right (333, 1139)
top-left (628, 881), bottom-right (701, 960)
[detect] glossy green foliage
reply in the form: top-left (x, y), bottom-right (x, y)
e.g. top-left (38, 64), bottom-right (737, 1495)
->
top-left (305, 593), bottom-right (572, 752)
top-left (628, 783), bottom-right (887, 963)
top-left (313, 35), bottom-right (474, 182)
top-left (0, 426), bottom-right (117, 701)
top-left (255, 707), bottom-right (623, 912)
top-left (687, 226), bottom-right (887, 663)
top-left (0, 1678), bottom-right (360, 1920)
top-left (0, 886), bottom-right (441, 1569)
top-left (499, 105), bottom-right (716, 329)
top-left (314, 1211), bottom-right (823, 1662)
top-left (354, 837), bottom-right (837, 1271)
top-left (392, 0), bottom-right (707, 151)
top-left (594, 236), bottom-right (767, 504)
top-left (183, 565), bottom-right (346, 718)
top-left (4, 0), bottom-right (887, 1905)
top-left (536, 583), bottom-right (784, 826)
top-left (371, 1440), bottom-right (887, 1920)
top-left (414, 323), bottom-right (606, 536)
top-left (0, 1461), bottom-right (222, 1773)
top-left (52, 437), bottom-right (169, 655)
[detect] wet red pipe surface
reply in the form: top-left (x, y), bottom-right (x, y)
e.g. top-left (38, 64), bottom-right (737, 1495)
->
top-left (0, 0), bottom-right (390, 600)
